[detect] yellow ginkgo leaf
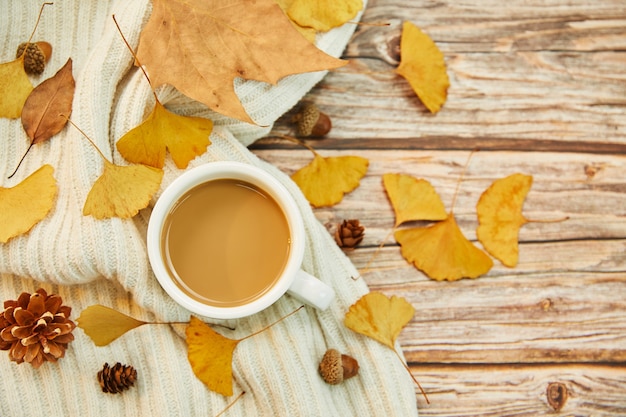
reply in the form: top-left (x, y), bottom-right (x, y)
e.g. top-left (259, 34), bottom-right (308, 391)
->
top-left (186, 316), bottom-right (240, 397)
top-left (76, 305), bottom-right (147, 346)
top-left (476, 173), bottom-right (533, 267)
top-left (344, 292), bottom-right (415, 350)
top-left (83, 160), bottom-right (163, 219)
top-left (395, 21), bottom-right (449, 113)
top-left (291, 154), bottom-right (369, 207)
top-left (116, 100), bottom-right (213, 169)
top-left (0, 164), bottom-right (57, 243)
top-left (0, 56), bottom-right (33, 119)
top-left (395, 215), bottom-right (493, 281)
top-left (282, 0), bottom-right (363, 33)
top-left (383, 173), bottom-right (448, 226)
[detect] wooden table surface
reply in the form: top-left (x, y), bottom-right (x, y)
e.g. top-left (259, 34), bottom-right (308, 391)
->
top-left (252, 0), bottom-right (626, 415)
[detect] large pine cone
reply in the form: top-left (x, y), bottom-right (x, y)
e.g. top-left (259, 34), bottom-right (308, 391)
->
top-left (0, 288), bottom-right (76, 368)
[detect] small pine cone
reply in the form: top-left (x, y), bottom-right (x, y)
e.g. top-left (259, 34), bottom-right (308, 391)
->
top-left (334, 219), bottom-right (365, 250)
top-left (98, 362), bottom-right (138, 394)
top-left (0, 288), bottom-right (76, 368)
top-left (16, 41), bottom-right (52, 75)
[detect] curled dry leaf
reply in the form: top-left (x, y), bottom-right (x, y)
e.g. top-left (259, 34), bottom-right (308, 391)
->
top-left (21, 58), bottom-right (75, 144)
top-left (116, 101), bottom-right (213, 169)
top-left (476, 173), bottom-right (533, 267)
top-left (383, 173), bottom-right (447, 226)
top-left (136, 0), bottom-right (346, 123)
top-left (280, 0), bottom-right (363, 33)
top-left (0, 164), bottom-right (57, 243)
top-left (76, 305), bottom-right (147, 347)
top-left (396, 21), bottom-right (449, 113)
top-left (83, 160), bottom-right (163, 219)
top-left (0, 55), bottom-right (33, 119)
top-left (291, 154), bottom-right (369, 207)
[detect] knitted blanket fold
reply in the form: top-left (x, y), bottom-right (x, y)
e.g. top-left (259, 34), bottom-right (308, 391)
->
top-left (0, 1), bottom-right (420, 416)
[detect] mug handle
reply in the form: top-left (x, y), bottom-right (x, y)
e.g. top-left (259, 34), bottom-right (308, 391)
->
top-left (287, 270), bottom-right (335, 310)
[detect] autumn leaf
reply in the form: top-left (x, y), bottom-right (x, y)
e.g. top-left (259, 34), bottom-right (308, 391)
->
top-left (383, 173), bottom-right (447, 226)
top-left (344, 292), bottom-right (415, 350)
top-left (116, 100), bottom-right (213, 169)
top-left (0, 164), bottom-right (57, 243)
top-left (0, 56), bottom-right (33, 119)
top-left (83, 159), bottom-right (163, 219)
top-left (76, 305), bottom-right (147, 346)
top-left (396, 21), bottom-right (449, 113)
top-left (281, 0), bottom-right (363, 33)
top-left (186, 316), bottom-right (239, 396)
top-left (21, 58), bottom-right (74, 144)
top-left (476, 173), bottom-right (533, 267)
top-left (395, 215), bottom-right (494, 281)
top-left (136, 0), bottom-right (346, 123)
top-left (291, 154), bottom-right (369, 207)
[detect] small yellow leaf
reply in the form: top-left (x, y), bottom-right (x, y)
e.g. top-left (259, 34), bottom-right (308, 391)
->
top-left (76, 305), bottom-right (147, 346)
top-left (0, 56), bottom-right (34, 119)
top-left (395, 21), bottom-right (450, 113)
top-left (476, 173), bottom-right (533, 267)
top-left (83, 160), bottom-right (163, 219)
top-left (186, 316), bottom-right (240, 396)
top-left (344, 292), bottom-right (415, 350)
top-left (291, 154), bottom-right (369, 207)
top-left (283, 0), bottom-right (363, 33)
top-left (116, 100), bottom-right (213, 169)
top-left (0, 164), bottom-right (57, 243)
top-left (395, 215), bottom-right (493, 281)
top-left (383, 173), bottom-right (448, 226)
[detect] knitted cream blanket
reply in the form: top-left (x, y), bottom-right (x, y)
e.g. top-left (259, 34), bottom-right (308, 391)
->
top-left (0, 1), bottom-right (419, 416)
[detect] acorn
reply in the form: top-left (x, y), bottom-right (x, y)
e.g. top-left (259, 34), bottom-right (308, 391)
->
top-left (318, 349), bottom-right (359, 385)
top-left (292, 103), bottom-right (332, 137)
top-left (16, 41), bottom-right (52, 75)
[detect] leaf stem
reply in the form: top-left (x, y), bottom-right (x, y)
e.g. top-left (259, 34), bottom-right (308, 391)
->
top-left (62, 114), bottom-right (110, 163)
top-left (238, 305), bottom-right (304, 342)
top-left (392, 348), bottom-right (430, 404)
top-left (450, 149), bottom-right (478, 214)
top-left (24, 2), bottom-right (53, 48)
top-left (215, 391), bottom-right (246, 417)
top-left (269, 134), bottom-right (319, 157)
top-left (358, 227), bottom-right (396, 277)
top-left (525, 215), bottom-right (570, 224)
top-left (7, 142), bottom-right (34, 179)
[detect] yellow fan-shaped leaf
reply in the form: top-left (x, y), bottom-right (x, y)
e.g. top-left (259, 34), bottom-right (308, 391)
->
top-left (344, 292), bottom-right (415, 350)
top-left (0, 56), bottom-right (33, 118)
top-left (291, 154), bottom-right (369, 207)
top-left (283, 0), bottom-right (363, 33)
top-left (76, 305), bottom-right (147, 346)
top-left (395, 215), bottom-right (493, 281)
top-left (186, 316), bottom-right (240, 396)
top-left (116, 100), bottom-right (213, 169)
top-left (0, 164), bottom-right (57, 243)
top-left (476, 173), bottom-right (533, 267)
top-left (395, 21), bottom-right (449, 113)
top-left (83, 160), bottom-right (163, 219)
top-left (383, 173), bottom-right (447, 226)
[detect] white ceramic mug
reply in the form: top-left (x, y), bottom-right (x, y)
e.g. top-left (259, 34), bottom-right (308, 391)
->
top-left (147, 161), bottom-right (335, 319)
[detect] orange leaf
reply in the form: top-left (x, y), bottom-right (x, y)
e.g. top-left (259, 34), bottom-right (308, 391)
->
top-left (281, 0), bottom-right (363, 33)
top-left (0, 164), bottom-right (57, 243)
top-left (76, 305), bottom-right (147, 346)
top-left (21, 58), bottom-right (75, 144)
top-left (395, 215), bottom-right (493, 281)
top-left (476, 173), bottom-right (533, 267)
top-left (83, 160), bottom-right (163, 219)
top-left (395, 21), bottom-right (449, 113)
top-left (344, 292), bottom-right (415, 350)
top-left (186, 316), bottom-right (239, 397)
top-left (116, 100), bottom-right (213, 169)
top-left (136, 0), bottom-right (346, 123)
top-left (383, 173), bottom-right (447, 226)
top-left (0, 56), bottom-right (33, 118)
top-left (291, 154), bottom-right (369, 207)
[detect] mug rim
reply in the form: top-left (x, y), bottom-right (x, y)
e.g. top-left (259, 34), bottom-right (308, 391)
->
top-left (147, 161), bottom-right (305, 319)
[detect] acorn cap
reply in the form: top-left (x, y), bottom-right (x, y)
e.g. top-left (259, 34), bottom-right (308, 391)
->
top-left (16, 41), bottom-right (52, 75)
top-left (293, 103), bottom-right (332, 137)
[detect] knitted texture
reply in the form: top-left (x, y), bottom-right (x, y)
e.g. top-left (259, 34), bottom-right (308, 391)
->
top-left (0, 1), bottom-right (420, 416)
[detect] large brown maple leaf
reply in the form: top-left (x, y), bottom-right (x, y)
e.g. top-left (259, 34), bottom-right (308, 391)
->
top-left (136, 0), bottom-right (346, 123)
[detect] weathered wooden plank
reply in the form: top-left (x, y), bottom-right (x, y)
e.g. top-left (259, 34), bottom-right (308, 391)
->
top-left (409, 364), bottom-right (626, 416)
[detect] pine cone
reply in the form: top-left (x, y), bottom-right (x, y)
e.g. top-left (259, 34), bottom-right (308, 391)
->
top-left (98, 362), bottom-right (138, 394)
top-left (334, 219), bottom-right (365, 250)
top-left (0, 288), bottom-right (76, 368)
